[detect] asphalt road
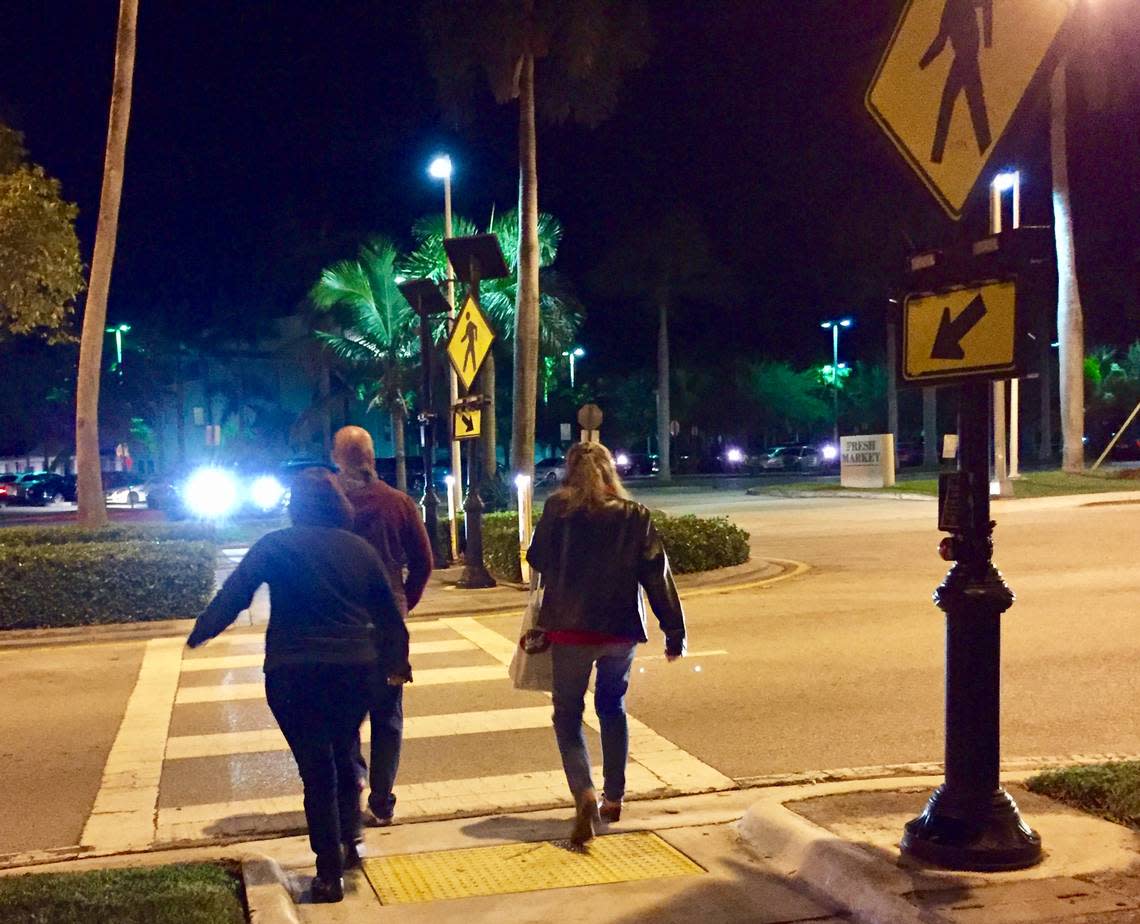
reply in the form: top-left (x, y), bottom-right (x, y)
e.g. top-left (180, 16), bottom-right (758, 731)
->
top-left (0, 487), bottom-right (1136, 858)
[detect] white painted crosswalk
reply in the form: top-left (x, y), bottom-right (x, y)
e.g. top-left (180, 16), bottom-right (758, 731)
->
top-left (81, 613), bottom-right (735, 854)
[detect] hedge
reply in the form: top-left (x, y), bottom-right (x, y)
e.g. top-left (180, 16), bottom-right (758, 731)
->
top-left (0, 522), bottom-right (217, 547)
top-left (457, 509), bottom-right (750, 583)
top-left (0, 540), bottom-right (216, 630)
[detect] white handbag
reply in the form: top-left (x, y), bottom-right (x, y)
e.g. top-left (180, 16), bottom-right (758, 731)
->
top-left (508, 573), bottom-right (553, 691)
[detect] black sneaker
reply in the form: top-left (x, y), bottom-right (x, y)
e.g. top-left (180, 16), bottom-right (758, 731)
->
top-left (310, 875), bottom-right (344, 903)
top-left (363, 806), bottom-right (393, 828)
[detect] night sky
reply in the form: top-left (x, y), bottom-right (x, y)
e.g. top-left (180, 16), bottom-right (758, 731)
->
top-left (2, 1), bottom-right (1137, 378)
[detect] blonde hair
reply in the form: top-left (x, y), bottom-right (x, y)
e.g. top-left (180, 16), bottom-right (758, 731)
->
top-left (332, 426), bottom-right (376, 478)
top-left (552, 442), bottom-right (630, 513)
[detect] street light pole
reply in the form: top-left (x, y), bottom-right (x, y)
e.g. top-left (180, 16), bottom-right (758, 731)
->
top-left (562, 346), bottom-right (585, 390)
top-left (821, 318), bottom-right (852, 447)
top-left (104, 323), bottom-right (131, 376)
top-left (430, 155), bottom-right (462, 561)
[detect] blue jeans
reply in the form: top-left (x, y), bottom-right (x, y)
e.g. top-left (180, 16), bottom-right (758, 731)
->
top-left (551, 641), bottom-right (637, 803)
top-left (352, 679), bottom-right (403, 819)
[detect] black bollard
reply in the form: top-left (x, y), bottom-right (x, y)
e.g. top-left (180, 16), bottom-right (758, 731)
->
top-left (900, 379), bottom-right (1041, 870)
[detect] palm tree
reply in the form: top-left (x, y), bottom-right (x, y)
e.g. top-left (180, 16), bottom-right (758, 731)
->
top-left (310, 238), bottom-right (418, 492)
top-left (421, 0), bottom-right (650, 480)
top-left (595, 207), bottom-right (725, 481)
top-left (75, 0), bottom-right (137, 526)
top-left (403, 211), bottom-right (582, 477)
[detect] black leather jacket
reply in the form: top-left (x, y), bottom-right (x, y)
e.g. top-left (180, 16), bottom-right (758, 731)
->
top-left (526, 496), bottom-right (686, 655)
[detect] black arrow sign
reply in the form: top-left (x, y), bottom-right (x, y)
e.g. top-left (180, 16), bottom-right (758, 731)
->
top-left (930, 294), bottom-right (987, 360)
top-left (461, 413), bottom-right (474, 433)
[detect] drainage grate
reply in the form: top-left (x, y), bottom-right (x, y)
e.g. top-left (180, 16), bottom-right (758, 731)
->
top-left (361, 831), bottom-right (706, 904)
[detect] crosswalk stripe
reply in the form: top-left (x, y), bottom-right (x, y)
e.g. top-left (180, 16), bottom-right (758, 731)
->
top-left (154, 762), bottom-right (667, 844)
top-left (181, 639), bottom-right (477, 672)
top-left (175, 663), bottom-right (507, 704)
top-left (443, 616), bottom-right (736, 795)
top-left (165, 705), bottom-right (554, 760)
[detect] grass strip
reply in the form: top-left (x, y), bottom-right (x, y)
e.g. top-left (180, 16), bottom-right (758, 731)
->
top-left (0, 861), bottom-right (246, 924)
top-left (1026, 761), bottom-right (1140, 829)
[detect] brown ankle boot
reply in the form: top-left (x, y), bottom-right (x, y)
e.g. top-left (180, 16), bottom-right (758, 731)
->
top-left (570, 788), bottom-right (600, 845)
top-left (599, 798), bottom-right (622, 823)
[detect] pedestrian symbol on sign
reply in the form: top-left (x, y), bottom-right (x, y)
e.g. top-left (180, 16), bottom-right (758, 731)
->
top-left (920, 0), bottom-right (993, 164)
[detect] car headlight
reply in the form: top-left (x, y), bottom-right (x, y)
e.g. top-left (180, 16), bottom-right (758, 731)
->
top-left (821, 444), bottom-right (839, 461)
top-left (184, 468), bottom-right (240, 519)
top-left (249, 475), bottom-right (286, 512)
top-left (616, 453), bottom-right (630, 467)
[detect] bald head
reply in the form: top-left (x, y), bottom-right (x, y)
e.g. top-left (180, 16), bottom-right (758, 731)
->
top-left (332, 426), bottom-right (376, 476)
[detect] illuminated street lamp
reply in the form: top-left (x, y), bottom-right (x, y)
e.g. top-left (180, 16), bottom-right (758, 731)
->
top-left (562, 346), bottom-right (585, 389)
top-left (104, 322), bottom-right (131, 375)
top-left (820, 318), bottom-right (853, 446)
top-left (428, 154), bottom-right (463, 539)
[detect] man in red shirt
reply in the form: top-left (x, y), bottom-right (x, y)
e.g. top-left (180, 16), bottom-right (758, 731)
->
top-left (333, 426), bottom-right (433, 826)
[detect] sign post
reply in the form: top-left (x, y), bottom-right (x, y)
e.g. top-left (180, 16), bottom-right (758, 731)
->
top-left (398, 277), bottom-right (452, 568)
top-left (443, 234), bottom-right (509, 590)
top-left (895, 267), bottom-right (1042, 870)
top-left (577, 403), bottom-right (603, 444)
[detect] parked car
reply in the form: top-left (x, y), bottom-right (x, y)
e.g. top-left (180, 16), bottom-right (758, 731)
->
top-left (760, 445), bottom-right (822, 471)
top-left (896, 441), bottom-right (925, 467)
top-left (0, 473), bottom-right (18, 504)
top-left (534, 456), bottom-right (567, 486)
top-left (614, 451), bottom-right (658, 478)
top-left (9, 472), bottom-right (70, 506)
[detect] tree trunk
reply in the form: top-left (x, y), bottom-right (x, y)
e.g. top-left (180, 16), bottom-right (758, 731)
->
top-left (392, 403), bottom-right (407, 493)
top-left (1038, 311), bottom-right (1053, 463)
top-left (656, 292), bottom-right (672, 481)
top-left (510, 52), bottom-right (540, 481)
top-left (75, 0), bottom-right (137, 527)
top-left (482, 351), bottom-right (497, 478)
top-left (319, 357), bottom-right (331, 458)
top-left (1051, 62), bottom-right (1085, 473)
top-left (174, 359), bottom-right (186, 465)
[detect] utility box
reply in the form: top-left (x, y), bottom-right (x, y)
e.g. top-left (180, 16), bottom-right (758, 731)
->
top-left (840, 434), bottom-right (896, 489)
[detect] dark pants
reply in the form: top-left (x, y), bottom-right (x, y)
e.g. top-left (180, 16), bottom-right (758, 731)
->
top-left (354, 679), bottom-right (404, 819)
top-left (266, 663), bottom-right (372, 880)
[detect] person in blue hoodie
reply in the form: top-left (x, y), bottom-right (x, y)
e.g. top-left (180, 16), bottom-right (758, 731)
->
top-left (187, 467), bottom-right (409, 903)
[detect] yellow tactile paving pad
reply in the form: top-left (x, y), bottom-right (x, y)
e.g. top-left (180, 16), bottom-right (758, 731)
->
top-left (361, 832), bottom-right (706, 904)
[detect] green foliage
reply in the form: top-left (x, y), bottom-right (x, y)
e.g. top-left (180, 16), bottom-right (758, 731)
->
top-left (651, 512), bottom-right (749, 574)
top-left (745, 360), bottom-right (831, 439)
top-left (421, 0), bottom-right (651, 127)
top-left (0, 123), bottom-right (85, 341)
top-left (310, 237), bottom-right (418, 419)
top-left (0, 540), bottom-right (215, 629)
top-left (475, 509), bottom-right (749, 583)
top-left (0, 862), bottom-right (245, 924)
top-left (0, 522), bottom-right (217, 547)
top-left (1027, 761), bottom-right (1140, 830)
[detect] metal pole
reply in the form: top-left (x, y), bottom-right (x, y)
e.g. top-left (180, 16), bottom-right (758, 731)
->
top-left (901, 380), bottom-right (1040, 871)
top-left (457, 256), bottom-right (496, 589)
top-left (1091, 399), bottom-right (1140, 471)
top-left (444, 173), bottom-right (461, 562)
top-left (569, 353), bottom-right (576, 390)
top-left (832, 323), bottom-right (840, 447)
top-left (990, 178), bottom-right (1012, 496)
top-left (418, 298), bottom-right (445, 568)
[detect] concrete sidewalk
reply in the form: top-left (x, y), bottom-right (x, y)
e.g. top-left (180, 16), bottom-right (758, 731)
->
top-left (6, 772), bottom-right (1138, 923)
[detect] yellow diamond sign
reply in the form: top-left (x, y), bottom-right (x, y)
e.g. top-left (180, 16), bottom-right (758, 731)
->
top-left (903, 280), bottom-right (1017, 383)
top-left (446, 296), bottom-right (495, 392)
top-left (453, 406), bottom-right (481, 441)
top-left (867, 0), bottom-right (1070, 219)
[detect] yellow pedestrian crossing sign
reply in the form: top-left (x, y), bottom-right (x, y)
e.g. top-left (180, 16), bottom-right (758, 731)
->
top-left (866, 0), bottom-right (1070, 219)
top-left (454, 406), bottom-right (481, 441)
top-left (902, 279), bottom-right (1017, 384)
top-left (446, 296), bottom-right (495, 392)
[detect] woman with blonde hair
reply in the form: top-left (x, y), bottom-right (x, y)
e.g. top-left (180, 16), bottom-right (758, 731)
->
top-left (526, 441), bottom-right (686, 844)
